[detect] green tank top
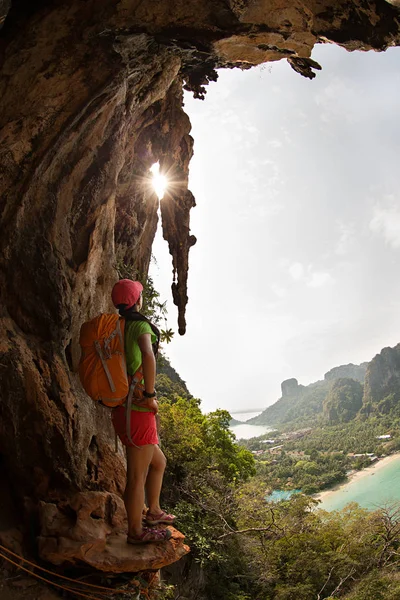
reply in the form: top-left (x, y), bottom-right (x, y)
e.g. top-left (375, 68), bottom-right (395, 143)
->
top-left (125, 320), bottom-right (157, 412)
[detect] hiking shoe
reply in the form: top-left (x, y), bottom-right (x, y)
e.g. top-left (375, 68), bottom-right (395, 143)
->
top-left (145, 511), bottom-right (176, 526)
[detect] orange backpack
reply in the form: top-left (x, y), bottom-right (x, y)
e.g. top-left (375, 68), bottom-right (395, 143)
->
top-left (79, 314), bottom-right (129, 407)
top-left (79, 313), bottom-right (157, 448)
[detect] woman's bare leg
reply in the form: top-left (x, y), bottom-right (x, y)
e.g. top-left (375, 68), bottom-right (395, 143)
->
top-left (145, 445), bottom-right (167, 515)
top-left (124, 444), bottom-right (155, 537)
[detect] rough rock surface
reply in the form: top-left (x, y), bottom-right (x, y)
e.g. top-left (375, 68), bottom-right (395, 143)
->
top-left (323, 377), bottom-right (363, 424)
top-left (363, 343), bottom-right (400, 406)
top-left (324, 362), bottom-right (368, 383)
top-left (1, 0), bottom-right (400, 570)
top-left (281, 378), bottom-right (300, 397)
top-left (37, 492), bottom-right (189, 572)
top-left (0, 14), bottom-right (195, 503)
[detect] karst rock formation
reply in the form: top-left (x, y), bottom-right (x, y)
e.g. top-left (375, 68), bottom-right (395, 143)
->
top-left (1, 0), bottom-right (400, 572)
top-left (363, 343), bottom-right (400, 407)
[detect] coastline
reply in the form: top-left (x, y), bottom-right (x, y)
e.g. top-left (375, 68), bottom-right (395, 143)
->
top-left (314, 453), bottom-right (400, 503)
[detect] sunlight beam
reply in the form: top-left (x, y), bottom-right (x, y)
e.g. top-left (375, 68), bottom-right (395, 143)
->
top-left (150, 162), bottom-right (168, 199)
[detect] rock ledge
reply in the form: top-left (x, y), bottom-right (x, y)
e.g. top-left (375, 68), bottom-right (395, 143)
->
top-left (38, 492), bottom-right (189, 573)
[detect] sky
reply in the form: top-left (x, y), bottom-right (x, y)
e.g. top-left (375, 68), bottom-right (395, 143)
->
top-left (150, 43), bottom-right (400, 416)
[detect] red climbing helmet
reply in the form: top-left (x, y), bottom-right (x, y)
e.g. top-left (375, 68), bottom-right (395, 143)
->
top-left (111, 279), bottom-right (143, 309)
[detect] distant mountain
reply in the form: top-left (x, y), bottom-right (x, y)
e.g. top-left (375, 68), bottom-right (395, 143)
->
top-left (323, 377), bottom-right (363, 424)
top-left (248, 363), bottom-right (369, 427)
top-left (362, 343), bottom-right (400, 415)
top-left (325, 362), bottom-right (368, 383)
top-left (247, 378), bottom-right (329, 426)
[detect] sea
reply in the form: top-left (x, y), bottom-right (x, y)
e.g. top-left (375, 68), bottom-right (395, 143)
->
top-left (318, 454), bottom-right (400, 511)
top-left (229, 410), bottom-right (272, 440)
top-left (229, 411), bottom-right (400, 510)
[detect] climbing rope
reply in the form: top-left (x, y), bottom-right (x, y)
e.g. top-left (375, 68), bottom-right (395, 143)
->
top-left (0, 550), bottom-right (102, 599)
top-left (0, 542), bottom-right (157, 599)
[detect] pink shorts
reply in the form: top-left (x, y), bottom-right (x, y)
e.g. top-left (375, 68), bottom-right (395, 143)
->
top-left (112, 406), bottom-right (159, 447)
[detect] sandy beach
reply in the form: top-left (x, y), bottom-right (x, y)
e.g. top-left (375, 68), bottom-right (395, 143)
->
top-left (314, 453), bottom-right (400, 503)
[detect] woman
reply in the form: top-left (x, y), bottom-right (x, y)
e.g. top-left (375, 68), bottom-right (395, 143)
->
top-left (111, 278), bottom-right (175, 544)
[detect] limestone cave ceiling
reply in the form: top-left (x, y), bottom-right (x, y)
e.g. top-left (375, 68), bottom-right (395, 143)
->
top-left (1, 0), bottom-right (400, 335)
top-left (0, 0), bottom-right (399, 507)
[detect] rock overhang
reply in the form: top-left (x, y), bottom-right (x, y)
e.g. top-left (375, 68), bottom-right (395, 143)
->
top-left (0, 0), bottom-right (400, 563)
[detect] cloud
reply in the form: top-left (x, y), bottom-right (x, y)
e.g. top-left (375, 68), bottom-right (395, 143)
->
top-left (232, 157), bottom-right (284, 218)
top-left (288, 262), bottom-right (335, 288)
top-left (315, 76), bottom-right (361, 125)
top-left (271, 283), bottom-right (287, 298)
top-left (268, 139), bottom-right (283, 149)
top-left (370, 198), bottom-right (400, 249)
top-left (289, 262), bottom-right (304, 280)
top-left (254, 201), bottom-right (283, 218)
top-left (307, 271), bottom-right (335, 288)
top-left (335, 222), bottom-right (355, 255)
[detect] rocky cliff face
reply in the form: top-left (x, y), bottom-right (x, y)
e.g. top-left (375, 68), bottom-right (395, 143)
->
top-left (248, 379), bottom-right (327, 426)
top-left (0, 4), bottom-right (197, 505)
top-left (363, 343), bottom-right (400, 406)
top-left (281, 378), bottom-right (300, 398)
top-left (251, 345), bottom-right (400, 427)
top-left (1, 0), bottom-right (400, 573)
top-left (325, 362), bottom-right (368, 383)
top-left (323, 377), bottom-right (363, 424)
top-left (250, 360), bottom-right (369, 426)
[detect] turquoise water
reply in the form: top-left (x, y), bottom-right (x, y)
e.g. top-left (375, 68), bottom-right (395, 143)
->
top-left (266, 490), bottom-right (301, 503)
top-left (318, 455), bottom-right (400, 511)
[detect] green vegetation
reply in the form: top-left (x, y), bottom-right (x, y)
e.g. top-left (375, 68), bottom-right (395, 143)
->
top-left (156, 359), bottom-right (400, 599)
top-left (249, 380), bottom-right (330, 428)
top-left (149, 281), bottom-right (400, 599)
top-left (323, 378), bottom-right (363, 424)
top-left (282, 417), bottom-right (399, 456)
top-left (343, 570), bottom-right (400, 600)
top-left (257, 450), bottom-right (348, 495)
top-left (251, 346), bottom-right (400, 432)
top-left (156, 359), bottom-right (256, 559)
top-left (230, 498), bottom-right (400, 600)
top-left (242, 416), bottom-right (400, 495)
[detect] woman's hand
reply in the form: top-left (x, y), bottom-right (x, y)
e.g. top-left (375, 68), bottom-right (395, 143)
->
top-left (147, 397), bottom-right (158, 415)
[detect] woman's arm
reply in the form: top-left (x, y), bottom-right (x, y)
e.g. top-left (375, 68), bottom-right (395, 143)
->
top-left (138, 333), bottom-right (156, 394)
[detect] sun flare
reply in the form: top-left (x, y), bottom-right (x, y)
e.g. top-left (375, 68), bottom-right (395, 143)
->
top-left (150, 163), bottom-right (168, 199)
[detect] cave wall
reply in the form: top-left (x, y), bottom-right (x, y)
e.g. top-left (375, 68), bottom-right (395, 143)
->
top-left (0, 2), bottom-right (196, 500)
top-left (0, 0), bottom-right (400, 508)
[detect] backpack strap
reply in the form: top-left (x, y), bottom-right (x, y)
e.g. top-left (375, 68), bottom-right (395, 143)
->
top-left (94, 340), bottom-right (116, 393)
top-left (94, 318), bottom-right (126, 399)
top-left (116, 319), bottom-right (126, 374)
top-left (125, 368), bottom-right (143, 448)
